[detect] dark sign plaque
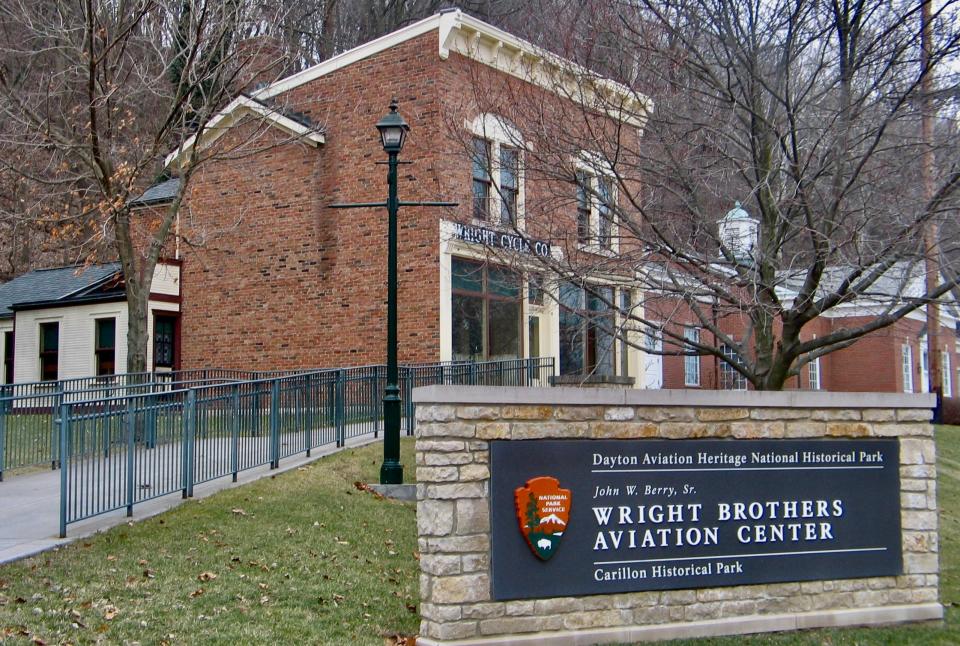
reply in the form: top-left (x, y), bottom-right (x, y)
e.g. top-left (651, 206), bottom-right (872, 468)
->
top-left (490, 438), bottom-right (902, 600)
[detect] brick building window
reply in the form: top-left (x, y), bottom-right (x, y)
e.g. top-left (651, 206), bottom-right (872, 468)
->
top-left (452, 258), bottom-right (521, 361)
top-left (39, 322), bottom-right (58, 382)
top-left (559, 283), bottom-right (615, 377)
top-left (472, 138), bottom-right (492, 220)
top-left (500, 146), bottom-right (519, 224)
top-left (94, 318), bottom-right (116, 377)
top-left (469, 114), bottom-right (525, 227)
top-left (573, 157), bottom-right (617, 252)
top-left (575, 171), bottom-right (590, 243)
top-left (942, 351), bottom-right (952, 397)
top-left (154, 315), bottom-right (178, 369)
top-left (719, 342), bottom-right (747, 390)
top-left (901, 344), bottom-right (914, 393)
top-left (808, 356), bottom-right (821, 390)
top-left (3, 331), bottom-right (12, 384)
top-left (684, 327), bottom-right (701, 387)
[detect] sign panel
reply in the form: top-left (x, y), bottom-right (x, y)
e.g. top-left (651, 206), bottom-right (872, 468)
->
top-left (451, 222), bottom-right (551, 257)
top-left (490, 439), bottom-right (902, 600)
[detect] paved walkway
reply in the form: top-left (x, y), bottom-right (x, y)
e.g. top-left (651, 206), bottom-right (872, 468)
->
top-left (0, 434), bottom-right (379, 564)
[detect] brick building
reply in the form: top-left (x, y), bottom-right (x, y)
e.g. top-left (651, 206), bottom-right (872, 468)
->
top-left (158, 9), bottom-right (649, 383)
top-left (143, 9), bottom-right (954, 396)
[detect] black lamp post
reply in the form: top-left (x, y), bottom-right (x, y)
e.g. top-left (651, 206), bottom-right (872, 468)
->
top-left (375, 99), bottom-right (409, 484)
top-left (331, 99), bottom-right (455, 485)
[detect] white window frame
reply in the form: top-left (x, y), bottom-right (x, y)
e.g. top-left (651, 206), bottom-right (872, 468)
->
top-left (902, 344), bottom-right (914, 394)
top-left (574, 153), bottom-right (619, 254)
top-left (719, 342), bottom-right (748, 391)
top-left (942, 350), bottom-right (952, 397)
top-left (469, 114), bottom-right (525, 229)
top-left (807, 334), bottom-right (821, 391)
top-left (683, 326), bottom-right (700, 387)
top-left (920, 335), bottom-right (929, 393)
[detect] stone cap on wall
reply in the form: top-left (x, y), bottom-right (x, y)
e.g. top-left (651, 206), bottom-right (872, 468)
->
top-left (412, 385), bottom-right (936, 410)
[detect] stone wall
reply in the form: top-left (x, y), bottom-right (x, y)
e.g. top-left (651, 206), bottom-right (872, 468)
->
top-left (413, 386), bottom-right (943, 646)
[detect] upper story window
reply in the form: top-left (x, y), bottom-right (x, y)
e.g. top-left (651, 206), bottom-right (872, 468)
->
top-left (472, 138), bottom-right (492, 220)
top-left (574, 155), bottom-right (618, 252)
top-left (469, 114), bottom-right (524, 228)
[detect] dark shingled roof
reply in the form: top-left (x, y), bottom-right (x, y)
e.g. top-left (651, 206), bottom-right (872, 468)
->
top-left (132, 177), bottom-right (181, 206)
top-left (0, 263), bottom-right (122, 318)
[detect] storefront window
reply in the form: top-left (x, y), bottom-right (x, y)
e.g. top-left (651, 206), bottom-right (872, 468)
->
top-left (559, 283), bottom-right (615, 376)
top-left (452, 258), bottom-right (521, 361)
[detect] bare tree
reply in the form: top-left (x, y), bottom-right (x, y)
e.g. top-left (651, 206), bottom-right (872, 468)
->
top-left (452, 0), bottom-right (960, 390)
top-left (0, 0), bottom-right (290, 374)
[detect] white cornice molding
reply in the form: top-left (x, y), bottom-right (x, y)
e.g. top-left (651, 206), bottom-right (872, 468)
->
top-left (165, 96), bottom-right (325, 169)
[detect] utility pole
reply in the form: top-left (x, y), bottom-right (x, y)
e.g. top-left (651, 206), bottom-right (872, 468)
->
top-left (921, 0), bottom-right (942, 400)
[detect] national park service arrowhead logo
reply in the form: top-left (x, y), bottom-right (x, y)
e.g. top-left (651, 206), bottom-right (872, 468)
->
top-left (514, 476), bottom-right (572, 561)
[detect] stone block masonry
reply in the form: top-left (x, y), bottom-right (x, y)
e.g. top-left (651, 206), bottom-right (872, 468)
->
top-left (413, 386), bottom-right (942, 646)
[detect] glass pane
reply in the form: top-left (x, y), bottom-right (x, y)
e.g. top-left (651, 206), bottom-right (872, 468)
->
top-left (452, 258), bottom-right (483, 293)
top-left (452, 294), bottom-right (484, 361)
top-left (472, 138), bottom-right (490, 180)
top-left (488, 299), bottom-right (520, 360)
top-left (528, 316), bottom-right (540, 357)
top-left (488, 266), bottom-right (520, 298)
top-left (500, 147), bottom-right (518, 189)
top-left (473, 180), bottom-right (490, 220)
top-left (559, 283), bottom-right (585, 375)
top-left (42, 324), bottom-right (58, 352)
top-left (96, 319), bottom-right (115, 349)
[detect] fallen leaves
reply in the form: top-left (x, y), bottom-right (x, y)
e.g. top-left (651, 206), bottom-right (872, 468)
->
top-left (353, 481), bottom-right (385, 499)
top-left (230, 508), bottom-right (247, 516)
top-left (197, 572), bottom-right (217, 582)
top-left (103, 605), bottom-right (119, 620)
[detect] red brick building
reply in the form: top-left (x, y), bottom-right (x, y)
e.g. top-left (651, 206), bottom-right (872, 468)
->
top-left (162, 10), bottom-right (649, 381)
top-left (150, 10), bottom-right (955, 396)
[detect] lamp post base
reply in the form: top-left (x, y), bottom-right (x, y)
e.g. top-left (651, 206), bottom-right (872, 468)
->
top-left (380, 460), bottom-right (404, 485)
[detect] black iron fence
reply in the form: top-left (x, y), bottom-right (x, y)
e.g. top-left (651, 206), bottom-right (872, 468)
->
top-left (17, 357), bottom-right (555, 535)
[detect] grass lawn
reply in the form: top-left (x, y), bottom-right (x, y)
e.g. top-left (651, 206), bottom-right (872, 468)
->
top-left (2, 429), bottom-right (960, 645)
top-left (0, 438), bottom-right (419, 646)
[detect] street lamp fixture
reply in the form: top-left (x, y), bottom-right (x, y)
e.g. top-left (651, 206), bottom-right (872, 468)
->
top-left (330, 98), bottom-right (456, 485)
top-left (376, 98), bottom-right (410, 153)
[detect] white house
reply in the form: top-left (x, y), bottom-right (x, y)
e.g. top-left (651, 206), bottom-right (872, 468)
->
top-left (0, 262), bottom-right (180, 384)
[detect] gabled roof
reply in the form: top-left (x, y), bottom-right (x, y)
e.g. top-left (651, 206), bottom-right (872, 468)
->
top-left (131, 177), bottom-right (181, 206)
top-left (164, 9), bottom-right (651, 169)
top-left (165, 94), bottom-right (325, 169)
top-left (0, 263), bottom-right (123, 318)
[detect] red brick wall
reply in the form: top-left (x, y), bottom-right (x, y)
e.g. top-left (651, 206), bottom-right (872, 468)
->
top-left (180, 33), bottom-right (451, 370)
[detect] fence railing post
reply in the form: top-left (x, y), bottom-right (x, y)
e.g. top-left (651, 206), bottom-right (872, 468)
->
top-left (270, 379), bottom-right (280, 468)
top-left (125, 400), bottom-right (136, 517)
top-left (305, 375), bottom-right (314, 456)
top-left (231, 384), bottom-right (240, 482)
top-left (404, 367), bottom-right (414, 436)
top-left (0, 386), bottom-right (9, 482)
top-left (371, 372), bottom-right (380, 438)
top-left (183, 390), bottom-right (196, 498)
top-left (335, 370), bottom-right (345, 447)
top-left (58, 403), bottom-right (70, 538)
top-left (51, 390), bottom-right (64, 469)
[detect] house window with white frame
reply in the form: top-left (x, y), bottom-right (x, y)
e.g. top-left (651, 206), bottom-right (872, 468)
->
top-left (469, 114), bottom-right (524, 227)
top-left (684, 326), bottom-right (700, 387)
top-left (902, 344), bottom-right (914, 393)
top-left (559, 283), bottom-right (617, 377)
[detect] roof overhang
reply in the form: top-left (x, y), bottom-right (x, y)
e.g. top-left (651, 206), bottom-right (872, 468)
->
top-left (255, 9), bottom-right (652, 129)
top-left (165, 95), bottom-right (326, 170)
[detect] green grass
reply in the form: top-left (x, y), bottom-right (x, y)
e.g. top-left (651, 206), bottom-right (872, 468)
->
top-left (4, 429), bottom-right (960, 645)
top-left (0, 438), bottom-right (418, 646)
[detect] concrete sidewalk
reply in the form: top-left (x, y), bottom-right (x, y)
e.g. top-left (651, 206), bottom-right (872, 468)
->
top-left (0, 435), bottom-right (378, 564)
